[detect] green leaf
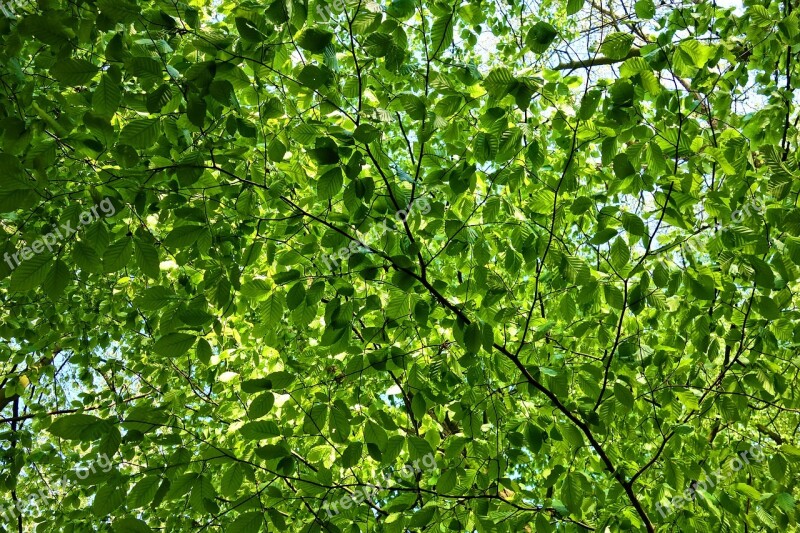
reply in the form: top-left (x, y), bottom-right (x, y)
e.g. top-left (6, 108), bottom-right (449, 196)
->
top-left (330, 405), bottom-right (351, 440)
top-left (635, 0), bottom-right (655, 19)
top-left (437, 468), bottom-right (457, 493)
top-left (526, 140), bottom-right (543, 170)
top-left (221, 464), bottom-right (244, 497)
top-left (364, 420), bottom-right (388, 451)
top-left (93, 483), bottom-right (126, 516)
top-left (113, 517), bottom-right (151, 533)
top-left (153, 333), bottom-right (196, 357)
top-left (227, 511), bottom-right (264, 532)
top-left (236, 17), bottom-right (266, 42)
top-left (10, 253), bottom-right (53, 292)
top-left (51, 59), bottom-right (99, 86)
top-left (463, 322), bottom-right (482, 353)
top-left (473, 132), bottom-right (499, 163)
top-left (196, 339), bottom-right (212, 364)
top-left (93, 75), bottom-right (122, 117)
top-left (134, 238), bottom-right (160, 279)
top-left (590, 228), bottom-right (618, 245)
top-left (119, 119), bottom-right (161, 149)
top-left (776, 492), bottom-right (795, 513)
top-left (407, 435), bottom-right (434, 459)
top-left (210, 80), bottom-right (238, 107)
top-left (354, 124), bottom-right (381, 144)
top-left (620, 57), bottom-right (649, 78)
top-left (129, 476), bottom-right (161, 509)
top-left (163, 225), bottom-right (210, 249)
top-left (297, 64), bottom-right (330, 90)
top-left (526, 22), bottom-right (558, 53)
top-left (364, 33), bottom-right (393, 57)
top-left (146, 84), bottom-right (173, 113)
top-left (566, 0), bottom-right (585, 15)
top-left (135, 286), bottom-right (175, 310)
top-left (240, 420), bottom-right (281, 440)
top-left (49, 414), bottom-right (107, 441)
top-left (408, 506), bottom-right (436, 528)
top-left (400, 93), bottom-right (426, 120)
top-left (483, 68), bottom-right (516, 98)
top-left (613, 153), bottom-right (635, 179)
top-left (187, 95), bottom-right (207, 128)
top-left (431, 14), bottom-right (454, 56)
top-left (265, 0), bottom-right (289, 23)
top-left (297, 27), bottom-right (334, 52)
top-left (0, 153), bottom-right (27, 189)
top-left (613, 382), bottom-right (634, 410)
top-left (678, 39), bottom-right (711, 68)
top-left (733, 483), bottom-right (761, 500)
top-left (104, 238), bottom-right (133, 272)
top-left (247, 392), bottom-right (275, 419)
top-left (303, 403), bottom-right (328, 434)
top-left (610, 238), bottom-right (630, 269)
top-left (317, 166), bottom-right (343, 200)
top-left (96, 0), bottom-right (139, 22)
top-left (387, 0), bottom-right (415, 19)
top-left (578, 89), bottom-right (602, 120)
top-left (600, 33), bottom-right (635, 60)
top-left (43, 259), bottom-right (70, 300)
top-left (561, 472), bottom-right (583, 513)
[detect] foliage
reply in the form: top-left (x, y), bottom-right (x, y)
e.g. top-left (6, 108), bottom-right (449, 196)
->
top-left (0, 0), bottom-right (799, 531)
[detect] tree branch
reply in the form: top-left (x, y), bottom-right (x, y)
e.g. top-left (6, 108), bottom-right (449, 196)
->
top-left (554, 48), bottom-right (641, 71)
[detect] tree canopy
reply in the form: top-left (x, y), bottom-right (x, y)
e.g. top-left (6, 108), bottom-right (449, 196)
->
top-left (0, 0), bottom-right (798, 531)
